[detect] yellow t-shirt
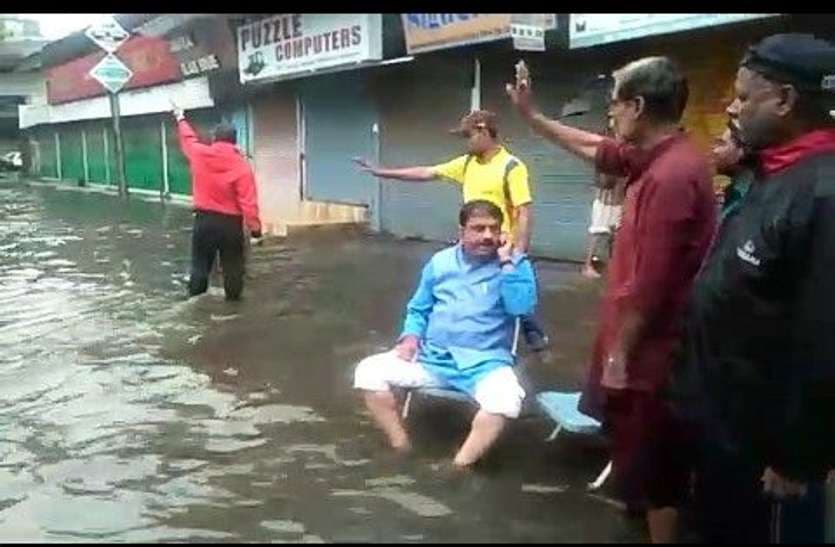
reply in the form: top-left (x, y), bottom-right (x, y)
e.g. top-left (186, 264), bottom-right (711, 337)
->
top-left (430, 146), bottom-right (532, 234)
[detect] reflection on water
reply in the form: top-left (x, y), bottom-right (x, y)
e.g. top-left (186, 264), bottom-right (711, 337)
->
top-left (0, 180), bottom-right (637, 542)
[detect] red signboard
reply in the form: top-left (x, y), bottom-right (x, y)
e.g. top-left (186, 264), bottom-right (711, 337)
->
top-left (47, 34), bottom-right (183, 105)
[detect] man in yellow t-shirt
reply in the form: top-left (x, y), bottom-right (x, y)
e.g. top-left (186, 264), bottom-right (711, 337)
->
top-left (353, 110), bottom-right (548, 350)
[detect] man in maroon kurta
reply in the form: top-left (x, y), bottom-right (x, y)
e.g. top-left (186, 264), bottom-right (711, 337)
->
top-left (508, 57), bottom-right (716, 542)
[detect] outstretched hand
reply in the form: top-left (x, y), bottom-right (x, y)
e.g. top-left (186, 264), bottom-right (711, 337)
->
top-left (352, 157), bottom-right (374, 172)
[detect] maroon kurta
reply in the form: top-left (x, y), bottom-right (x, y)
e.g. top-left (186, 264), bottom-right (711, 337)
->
top-left (580, 133), bottom-right (717, 419)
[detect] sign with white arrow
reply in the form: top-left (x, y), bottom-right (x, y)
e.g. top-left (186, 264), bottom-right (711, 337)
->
top-left (85, 16), bottom-right (130, 54)
top-left (89, 53), bottom-right (133, 94)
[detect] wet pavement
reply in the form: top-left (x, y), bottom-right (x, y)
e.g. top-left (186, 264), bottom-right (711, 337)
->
top-left (0, 177), bottom-right (645, 542)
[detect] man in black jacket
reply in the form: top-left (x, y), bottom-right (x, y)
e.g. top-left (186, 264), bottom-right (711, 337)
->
top-left (671, 33), bottom-right (835, 543)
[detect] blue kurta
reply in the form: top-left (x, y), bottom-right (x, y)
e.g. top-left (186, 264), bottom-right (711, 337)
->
top-left (400, 244), bottom-right (537, 395)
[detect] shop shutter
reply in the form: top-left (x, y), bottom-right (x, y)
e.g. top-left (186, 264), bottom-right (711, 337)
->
top-left (373, 53), bottom-right (472, 244)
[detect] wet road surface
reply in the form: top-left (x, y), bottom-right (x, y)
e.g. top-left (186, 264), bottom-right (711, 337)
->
top-left (0, 178), bottom-right (644, 542)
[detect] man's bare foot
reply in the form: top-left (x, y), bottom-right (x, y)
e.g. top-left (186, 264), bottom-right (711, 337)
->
top-left (581, 265), bottom-right (602, 279)
top-left (433, 459), bottom-right (473, 477)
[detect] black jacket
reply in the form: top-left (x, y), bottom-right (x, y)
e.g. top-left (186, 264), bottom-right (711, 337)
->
top-left (671, 150), bottom-right (835, 481)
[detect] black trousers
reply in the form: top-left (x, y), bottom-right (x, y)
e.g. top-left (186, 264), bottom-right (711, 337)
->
top-left (189, 210), bottom-right (245, 300)
top-left (692, 439), bottom-right (826, 544)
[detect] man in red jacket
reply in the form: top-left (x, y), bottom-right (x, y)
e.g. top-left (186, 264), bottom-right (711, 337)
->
top-left (172, 104), bottom-right (261, 301)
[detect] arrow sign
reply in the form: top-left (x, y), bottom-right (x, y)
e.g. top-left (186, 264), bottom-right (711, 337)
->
top-left (85, 17), bottom-right (130, 53)
top-left (89, 54), bottom-right (133, 94)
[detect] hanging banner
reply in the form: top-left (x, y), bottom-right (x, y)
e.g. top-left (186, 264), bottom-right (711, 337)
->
top-left (402, 14), bottom-right (556, 55)
top-left (237, 14), bottom-right (382, 84)
top-left (569, 14), bottom-right (781, 49)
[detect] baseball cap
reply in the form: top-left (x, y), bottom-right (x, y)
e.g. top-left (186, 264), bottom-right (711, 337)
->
top-left (449, 110), bottom-right (498, 136)
top-left (741, 33), bottom-right (835, 93)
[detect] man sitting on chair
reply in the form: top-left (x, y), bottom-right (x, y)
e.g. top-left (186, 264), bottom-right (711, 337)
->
top-left (354, 200), bottom-right (538, 468)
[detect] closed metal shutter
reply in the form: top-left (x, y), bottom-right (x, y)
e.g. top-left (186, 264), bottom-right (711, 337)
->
top-left (84, 121), bottom-right (112, 185)
top-left (123, 114), bottom-right (163, 192)
top-left (35, 127), bottom-right (58, 179)
top-left (301, 71), bottom-right (378, 207)
top-left (373, 53), bottom-right (472, 244)
top-left (481, 47), bottom-right (610, 261)
top-left (59, 123), bottom-right (85, 184)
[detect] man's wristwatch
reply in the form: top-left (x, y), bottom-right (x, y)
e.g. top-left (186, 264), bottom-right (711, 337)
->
top-left (500, 258), bottom-right (513, 267)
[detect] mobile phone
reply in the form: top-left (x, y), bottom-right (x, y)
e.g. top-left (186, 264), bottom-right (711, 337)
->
top-left (515, 60), bottom-right (529, 89)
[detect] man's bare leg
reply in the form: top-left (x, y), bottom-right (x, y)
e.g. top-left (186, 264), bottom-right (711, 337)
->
top-left (453, 410), bottom-right (507, 467)
top-left (363, 390), bottom-right (411, 452)
top-left (647, 507), bottom-right (678, 544)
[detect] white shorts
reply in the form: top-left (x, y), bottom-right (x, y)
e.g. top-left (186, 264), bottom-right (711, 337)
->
top-left (588, 199), bottom-right (623, 235)
top-left (353, 350), bottom-right (525, 419)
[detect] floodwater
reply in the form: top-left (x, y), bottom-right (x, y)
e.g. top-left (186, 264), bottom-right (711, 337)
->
top-left (0, 178), bottom-right (644, 542)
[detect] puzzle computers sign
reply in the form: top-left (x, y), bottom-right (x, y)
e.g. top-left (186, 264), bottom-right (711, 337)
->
top-left (237, 14), bottom-right (382, 84)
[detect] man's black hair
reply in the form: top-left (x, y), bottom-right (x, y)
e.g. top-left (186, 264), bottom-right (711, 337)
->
top-left (459, 200), bottom-right (503, 227)
top-left (213, 123), bottom-right (237, 145)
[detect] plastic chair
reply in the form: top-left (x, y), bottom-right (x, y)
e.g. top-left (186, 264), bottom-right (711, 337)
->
top-left (535, 390), bottom-right (611, 490)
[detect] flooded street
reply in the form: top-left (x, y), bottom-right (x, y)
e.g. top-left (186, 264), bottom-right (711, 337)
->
top-left (0, 179), bottom-right (642, 542)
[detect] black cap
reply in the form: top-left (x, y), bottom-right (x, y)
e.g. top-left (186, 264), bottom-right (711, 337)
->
top-left (742, 33), bottom-right (835, 93)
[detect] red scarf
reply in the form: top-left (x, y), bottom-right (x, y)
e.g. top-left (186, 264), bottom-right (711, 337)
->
top-left (760, 129), bottom-right (835, 175)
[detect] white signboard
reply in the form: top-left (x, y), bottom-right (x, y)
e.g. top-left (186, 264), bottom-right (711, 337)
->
top-left (85, 16), bottom-right (130, 53)
top-left (89, 54), bottom-right (133, 94)
top-left (237, 14), bottom-right (383, 84)
top-left (569, 14), bottom-right (781, 49)
top-left (510, 14), bottom-right (548, 52)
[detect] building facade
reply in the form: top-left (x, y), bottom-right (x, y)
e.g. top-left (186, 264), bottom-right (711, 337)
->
top-left (21, 13), bottom-right (831, 260)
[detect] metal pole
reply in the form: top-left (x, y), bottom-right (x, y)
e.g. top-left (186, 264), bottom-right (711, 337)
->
top-left (160, 118), bottom-right (168, 203)
top-left (109, 92), bottom-right (128, 197)
top-left (371, 121), bottom-right (381, 232)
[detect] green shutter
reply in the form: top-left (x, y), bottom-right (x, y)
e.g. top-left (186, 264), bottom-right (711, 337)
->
top-left (59, 124), bottom-right (85, 183)
top-left (85, 121), bottom-right (110, 184)
top-left (123, 114), bottom-right (163, 192)
top-left (35, 128), bottom-right (58, 178)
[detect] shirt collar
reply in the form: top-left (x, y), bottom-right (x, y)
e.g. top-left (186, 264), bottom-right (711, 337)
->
top-left (628, 131), bottom-right (687, 172)
top-left (759, 129), bottom-right (835, 176)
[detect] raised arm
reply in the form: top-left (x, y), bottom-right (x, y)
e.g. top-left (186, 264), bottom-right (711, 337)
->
top-left (506, 74), bottom-right (604, 164)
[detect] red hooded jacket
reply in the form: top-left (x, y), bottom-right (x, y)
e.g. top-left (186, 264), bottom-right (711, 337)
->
top-left (177, 120), bottom-right (261, 233)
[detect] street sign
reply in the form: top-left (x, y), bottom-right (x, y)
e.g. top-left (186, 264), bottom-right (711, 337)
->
top-left (85, 17), bottom-right (130, 53)
top-left (89, 54), bottom-right (133, 94)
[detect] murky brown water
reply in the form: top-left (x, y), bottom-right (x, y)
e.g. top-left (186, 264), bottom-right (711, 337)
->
top-left (0, 178), bottom-right (644, 542)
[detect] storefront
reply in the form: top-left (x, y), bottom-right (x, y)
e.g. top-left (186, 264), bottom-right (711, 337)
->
top-left (236, 13), bottom-right (383, 233)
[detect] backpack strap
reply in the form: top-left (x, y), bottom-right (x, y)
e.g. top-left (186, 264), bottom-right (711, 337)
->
top-left (503, 157), bottom-right (520, 210)
top-left (463, 154), bottom-right (474, 179)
